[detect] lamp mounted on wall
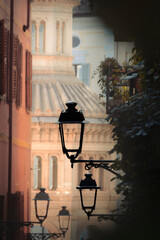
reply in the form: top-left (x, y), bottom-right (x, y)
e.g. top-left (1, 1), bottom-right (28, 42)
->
top-left (58, 206), bottom-right (71, 237)
top-left (0, 188), bottom-right (71, 239)
top-left (56, 101), bottom-right (88, 168)
top-left (34, 188), bottom-right (51, 224)
top-left (57, 101), bottom-right (121, 177)
top-left (77, 173), bottom-right (100, 219)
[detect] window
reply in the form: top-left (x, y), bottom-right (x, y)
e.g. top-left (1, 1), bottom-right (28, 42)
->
top-left (49, 156), bottom-right (58, 190)
top-left (72, 36), bottom-right (80, 48)
top-left (33, 156), bottom-right (42, 189)
top-left (56, 20), bottom-right (66, 54)
top-left (0, 20), bottom-right (22, 106)
top-left (31, 21), bottom-right (37, 53)
top-left (62, 21), bottom-right (66, 53)
top-left (39, 21), bottom-right (45, 53)
top-left (74, 63), bottom-right (90, 86)
top-left (56, 21), bottom-right (60, 53)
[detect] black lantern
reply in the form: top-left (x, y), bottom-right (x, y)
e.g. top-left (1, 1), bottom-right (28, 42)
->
top-left (34, 188), bottom-right (51, 223)
top-left (58, 206), bottom-right (71, 237)
top-left (57, 101), bottom-right (87, 167)
top-left (77, 173), bottom-right (100, 219)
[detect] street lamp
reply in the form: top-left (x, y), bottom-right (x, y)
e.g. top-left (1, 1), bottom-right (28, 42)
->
top-left (0, 190), bottom-right (71, 238)
top-left (34, 188), bottom-right (51, 224)
top-left (57, 101), bottom-right (121, 176)
top-left (77, 173), bottom-right (100, 219)
top-left (57, 101), bottom-right (122, 221)
top-left (57, 101), bottom-right (88, 167)
top-left (58, 206), bottom-right (71, 237)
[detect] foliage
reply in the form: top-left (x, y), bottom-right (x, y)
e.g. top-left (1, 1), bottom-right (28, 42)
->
top-left (87, 0), bottom-right (160, 238)
top-left (107, 60), bottom-right (160, 232)
top-left (92, 57), bottom-right (129, 109)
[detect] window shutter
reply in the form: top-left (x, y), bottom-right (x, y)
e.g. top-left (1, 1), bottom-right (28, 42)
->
top-left (26, 50), bottom-right (32, 111)
top-left (0, 20), bottom-right (4, 96)
top-left (29, 53), bottom-right (32, 110)
top-left (4, 27), bottom-right (8, 95)
top-left (6, 31), bottom-right (10, 103)
top-left (16, 43), bottom-right (23, 107)
top-left (12, 35), bottom-right (18, 99)
top-left (0, 19), bottom-right (8, 97)
top-left (82, 63), bottom-right (90, 86)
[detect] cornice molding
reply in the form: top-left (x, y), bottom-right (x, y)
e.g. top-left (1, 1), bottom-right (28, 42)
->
top-left (32, 0), bottom-right (80, 7)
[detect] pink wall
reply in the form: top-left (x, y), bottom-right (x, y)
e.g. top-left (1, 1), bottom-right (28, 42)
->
top-left (0, 0), bottom-right (31, 223)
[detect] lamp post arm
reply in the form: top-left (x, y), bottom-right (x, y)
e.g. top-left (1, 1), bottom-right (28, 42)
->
top-left (85, 161), bottom-right (121, 178)
top-left (23, 232), bottom-right (65, 239)
top-left (0, 221), bottom-right (41, 239)
top-left (90, 214), bottom-right (123, 223)
top-left (72, 159), bottom-right (122, 178)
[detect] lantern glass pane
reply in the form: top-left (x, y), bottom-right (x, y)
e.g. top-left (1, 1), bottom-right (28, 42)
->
top-left (59, 215), bottom-right (69, 230)
top-left (81, 189), bottom-right (96, 208)
top-left (63, 123), bottom-right (82, 151)
top-left (36, 200), bottom-right (48, 218)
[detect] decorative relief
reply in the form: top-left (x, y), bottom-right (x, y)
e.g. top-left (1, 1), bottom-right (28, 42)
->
top-left (31, 123), bottom-right (114, 145)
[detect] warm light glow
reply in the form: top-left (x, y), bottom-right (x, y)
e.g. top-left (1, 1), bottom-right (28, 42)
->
top-left (65, 191), bottom-right (70, 195)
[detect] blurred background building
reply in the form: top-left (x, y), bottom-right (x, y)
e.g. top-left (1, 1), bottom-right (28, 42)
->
top-left (72, 0), bottom-right (134, 95)
top-left (31, 0), bottom-right (119, 239)
top-left (0, 0), bottom-right (133, 239)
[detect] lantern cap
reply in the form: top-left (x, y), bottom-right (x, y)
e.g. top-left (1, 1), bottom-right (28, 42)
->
top-left (56, 101), bottom-right (88, 124)
top-left (77, 173), bottom-right (100, 189)
top-left (58, 206), bottom-right (71, 216)
top-left (34, 188), bottom-right (51, 201)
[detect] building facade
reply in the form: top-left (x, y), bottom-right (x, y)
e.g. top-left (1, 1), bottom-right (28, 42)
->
top-left (31, 0), bottom-right (119, 239)
top-left (72, 0), bottom-right (134, 95)
top-left (0, 0), bottom-right (32, 238)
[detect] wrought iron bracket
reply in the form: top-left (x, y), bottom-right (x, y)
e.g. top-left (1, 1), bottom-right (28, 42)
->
top-left (0, 221), bottom-right (40, 239)
top-left (72, 159), bottom-right (121, 177)
top-left (23, 232), bottom-right (65, 240)
top-left (0, 221), bottom-right (66, 239)
top-left (90, 214), bottom-right (122, 223)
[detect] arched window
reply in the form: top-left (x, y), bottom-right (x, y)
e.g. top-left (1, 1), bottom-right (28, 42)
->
top-left (62, 21), bottom-right (66, 53)
top-left (33, 156), bottom-right (42, 189)
top-left (39, 21), bottom-right (45, 53)
top-left (49, 156), bottom-right (58, 190)
top-left (56, 21), bottom-right (60, 53)
top-left (32, 21), bottom-right (37, 53)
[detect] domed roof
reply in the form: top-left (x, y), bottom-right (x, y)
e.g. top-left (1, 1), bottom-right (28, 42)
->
top-left (32, 74), bottom-right (106, 123)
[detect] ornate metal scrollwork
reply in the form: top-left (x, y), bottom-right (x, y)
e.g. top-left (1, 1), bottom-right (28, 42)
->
top-left (23, 232), bottom-right (64, 240)
top-left (84, 160), bottom-right (121, 177)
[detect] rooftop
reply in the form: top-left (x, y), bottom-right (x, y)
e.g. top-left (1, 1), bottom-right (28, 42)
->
top-left (32, 74), bottom-right (106, 122)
